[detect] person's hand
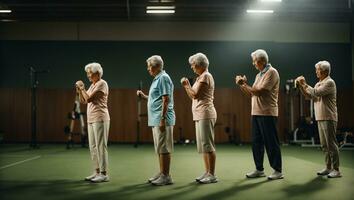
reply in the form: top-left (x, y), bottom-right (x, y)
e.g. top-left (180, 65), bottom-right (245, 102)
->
top-left (75, 80), bottom-right (85, 90)
top-left (235, 75), bottom-right (246, 85)
top-left (136, 90), bottom-right (145, 97)
top-left (159, 119), bottom-right (166, 132)
top-left (180, 77), bottom-right (189, 87)
top-left (295, 76), bottom-right (306, 86)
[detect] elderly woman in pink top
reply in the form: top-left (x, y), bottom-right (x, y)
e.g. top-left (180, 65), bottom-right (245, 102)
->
top-left (76, 62), bottom-right (110, 183)
top-left (181, 53), bottom-right (218, 184)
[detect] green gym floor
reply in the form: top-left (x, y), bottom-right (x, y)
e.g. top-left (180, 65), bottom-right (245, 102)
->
top-left (0, 144), bottom-right (353, 200)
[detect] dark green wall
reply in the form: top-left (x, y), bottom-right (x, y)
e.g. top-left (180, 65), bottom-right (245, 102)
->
top-left (0, 41), bottom-right (351, 89)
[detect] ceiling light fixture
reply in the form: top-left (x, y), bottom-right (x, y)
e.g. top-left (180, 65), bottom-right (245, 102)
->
top-left (246, 9), bottom-right (274, 14)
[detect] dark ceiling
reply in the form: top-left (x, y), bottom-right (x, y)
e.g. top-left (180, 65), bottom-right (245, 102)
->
top-left (0, 0), bottom-right (352, 22)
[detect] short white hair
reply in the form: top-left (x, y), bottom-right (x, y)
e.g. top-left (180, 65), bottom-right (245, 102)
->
top-left (315, 60), bottom-right (331, 75)
top-left (146, 55), bottom-right (164, 69)
top-left (85, 62), bottom-right (103, 78)
top-left (189, 52), bottom-right (209, 68)
top-left (251, 49), bottom-right (269, 63)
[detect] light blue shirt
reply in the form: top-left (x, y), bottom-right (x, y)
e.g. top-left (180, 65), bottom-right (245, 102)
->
top-left (147, 70), bottom-right (176, 127)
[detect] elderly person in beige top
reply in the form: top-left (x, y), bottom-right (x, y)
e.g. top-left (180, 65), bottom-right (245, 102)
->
top-left (76, 62), bottom-right (110, 183)
top-left (296, 61), bottom-right (341, 178)
top-left (235, 49), bottom-right (283, 180)
top-left (181, 53), bottom-right (218, 184)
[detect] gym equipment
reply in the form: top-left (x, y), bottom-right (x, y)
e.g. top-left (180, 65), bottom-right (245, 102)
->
top-left (29, 67), bottom-right (49, 148)
top-left (285, 79), bottom-right (320, 147)
top-left (64, 90), bottom-right (87, 149)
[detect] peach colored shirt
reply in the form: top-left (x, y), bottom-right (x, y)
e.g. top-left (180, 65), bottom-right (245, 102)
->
top-left (192, 70), bottom-right (217, 121)
top-left (306, 76), bottom-right (338, 121)
top-left (251, 66), bottom-right (280, 116)
top-left (87, 79), bottom-right (110, 123)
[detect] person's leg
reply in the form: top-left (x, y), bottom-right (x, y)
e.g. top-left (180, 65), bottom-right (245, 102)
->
top-left (208, 151), bottom-right (216, 175)
top-left (318, 121), bottom-right (332, 169)
top-left (94, 121), bottom-right (109, 175)
top-left (326, 121), bottom-right (340, 170)
top-left (251, 116), bottom-right (265, 171)
top-left (203, 153), bottom-right (210, 174)
top-left (259, 116), bottom-right (282, 173)
top-left (88, 123), bottom-right (99, 173)
top-left (160, 153), bottom-right (171, 175)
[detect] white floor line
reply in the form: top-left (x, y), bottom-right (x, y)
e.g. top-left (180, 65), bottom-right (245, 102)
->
top-left (0, 155), bottom-right (41, 170)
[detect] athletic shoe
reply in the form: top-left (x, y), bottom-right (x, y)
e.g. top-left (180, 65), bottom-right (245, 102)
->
top-left (267, 171), bottom-right (284, 180)
top-left (317, 168), bottom-right (332, 176)
top-left (90, 174), bottom-right (110, 183)
top-left (151, 174), bottom-right (173, 186)
top-left (195, 172), bottom-right (208, 182)
top-left (199, 173), bottom-right (218, 184)
top-left (148, 172), bottom-right (162, 183)
top-left (327, 170), bottom-right (342, 178)
top-left (246, 170), bottom-right (266, 178)
top-left (84, 173), bottom-right (98, 181)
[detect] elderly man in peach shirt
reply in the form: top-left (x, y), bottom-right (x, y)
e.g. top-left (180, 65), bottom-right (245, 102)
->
top-left (296, 60), bottom-right (341, 178)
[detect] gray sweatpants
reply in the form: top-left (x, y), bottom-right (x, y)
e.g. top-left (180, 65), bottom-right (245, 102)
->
top-left (317, 120), bottom-right (340, 169)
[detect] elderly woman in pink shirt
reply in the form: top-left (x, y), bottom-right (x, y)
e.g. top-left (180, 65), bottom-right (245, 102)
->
top-left (181, 53), bottom-right (218, 184)
top-left (76, 62), bottom-right (110, 183)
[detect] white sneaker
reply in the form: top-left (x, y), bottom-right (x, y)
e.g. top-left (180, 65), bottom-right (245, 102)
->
top-left (84, 173), bottom-right (98, 181)
top-left (195, 172), bottom-right (208, 182)
top-left (199, 173), bottom-right (218, 184)
top-left (246, 170), bottom-right (266, 178)
top-left (148, 172), bottom-right (162, 183)
top-left (327, 170), bottom-right (342, 178)
top-left (267, 171), bottom-right (284, 180)
top-left (90, 174), bottom-right (110, 183)
top-left (317, 168), bottom-right (332, 176)
top-left (151, 174), bottom-right (173, 186)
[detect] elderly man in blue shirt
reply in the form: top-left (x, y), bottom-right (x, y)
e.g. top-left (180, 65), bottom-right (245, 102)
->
top-left (137, 55), bottom-right (176, 186)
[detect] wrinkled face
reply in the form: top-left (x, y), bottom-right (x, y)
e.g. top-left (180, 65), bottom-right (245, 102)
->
top-left (252, 56), bottom-right (265, 71)
top-left (86, 70), bottom-right (100, 83)
top-left (315, 66), bottom-right (328, 80)
top-left (147, 63), bottom-right (159, 77)
top-left (190, 63), bottom-right (203, 75)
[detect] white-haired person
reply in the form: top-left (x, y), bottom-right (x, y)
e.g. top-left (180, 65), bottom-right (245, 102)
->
top-left (181, 53), bottom-right (218, 184)
top-left (235, 49), bottom-right (283, 180)
top-left (76, 62), bottom-right (110, 183)
top-left (296, 61), bottom-right (341, 178)
top-left (137, 55), bottom-right (175, 186)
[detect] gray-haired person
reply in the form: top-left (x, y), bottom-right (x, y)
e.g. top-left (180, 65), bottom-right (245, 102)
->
top-left (235, 49), bottom-right (283, 180)
top-left (181, 53), bottom-right (218, 184)
top-left (296, 61), bottom-right (342, 178)
top-left (76, 62), bottom-right (110, 183)
top-left (137, 55), bottom-right (175, 186)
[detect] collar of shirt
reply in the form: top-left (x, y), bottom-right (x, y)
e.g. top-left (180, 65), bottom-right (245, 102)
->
top-left (153, 70), bottom-right (165, 80)
top-left (319, 75), bottom-right (330, 83)
top-left (259, 64), bottom-right (270, 77)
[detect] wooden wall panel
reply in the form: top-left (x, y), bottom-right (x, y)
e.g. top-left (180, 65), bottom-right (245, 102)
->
top-left (1, 87), bottom-right (353, 143)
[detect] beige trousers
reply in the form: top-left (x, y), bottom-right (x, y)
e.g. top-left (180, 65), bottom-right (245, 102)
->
top-left (88, 121), bottom-right (110, 172)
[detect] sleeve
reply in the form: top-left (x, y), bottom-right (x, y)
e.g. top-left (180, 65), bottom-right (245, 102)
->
top-left (159, 75), bottom-right (172, 96)
top-left (92, 81), bottom-right (108, 95)
top-left (258, 70), bottom-right (278, 91)
top-left (306, 80), bottom-right (335, 97)
top-left (198, 73), bottom-right (210, 85)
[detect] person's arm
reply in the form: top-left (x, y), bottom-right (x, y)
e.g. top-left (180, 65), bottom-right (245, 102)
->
top-left (136, 90), bottom-right (148, 100)
top-left (77, 87), bottom-right (104, 104)
top-left (305, 80), bottom-right (335, 98)
top-left (183, 81), bottom-right (207, 100)
top-left (159, 95), bottom-right (169, 132)
top-left (240, 83), bottom-right (268, 97)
